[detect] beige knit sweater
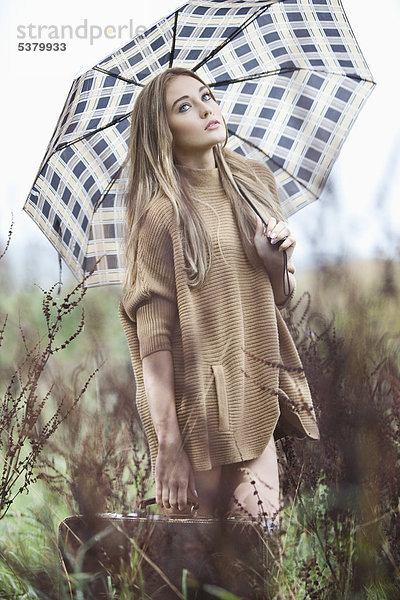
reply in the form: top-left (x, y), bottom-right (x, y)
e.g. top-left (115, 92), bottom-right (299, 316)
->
top-left (119, 159), bottom-right (319, 474)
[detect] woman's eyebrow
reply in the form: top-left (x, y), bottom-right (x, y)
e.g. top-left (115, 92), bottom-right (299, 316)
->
top-left (171, 85), bottom-right (209, 110)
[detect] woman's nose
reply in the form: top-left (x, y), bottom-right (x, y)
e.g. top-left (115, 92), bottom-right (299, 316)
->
top-left (201, 105), bottom-right (212, 118)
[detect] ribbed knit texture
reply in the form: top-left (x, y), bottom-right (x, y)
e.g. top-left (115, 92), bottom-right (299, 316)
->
top-left (119, 159), bottom-right (319, 474)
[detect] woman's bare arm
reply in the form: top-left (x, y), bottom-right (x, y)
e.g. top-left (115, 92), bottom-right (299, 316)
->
top-left (142, 350), bottom-right (197, 511)
top-left (142, 350), bottom-right (180, 443)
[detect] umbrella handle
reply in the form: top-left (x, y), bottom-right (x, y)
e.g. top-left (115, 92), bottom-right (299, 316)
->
top-left (236, 182), bottom-right (286, 248)
top-left (236, 181), bottom-right (291, 296)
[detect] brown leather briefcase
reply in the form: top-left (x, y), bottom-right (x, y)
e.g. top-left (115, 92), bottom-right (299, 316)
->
top-left (58, 498), bottom-right (269, 599)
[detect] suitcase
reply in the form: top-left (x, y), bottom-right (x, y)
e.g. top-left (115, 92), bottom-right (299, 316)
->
top-left (58, 498), bottom-right (270, 599)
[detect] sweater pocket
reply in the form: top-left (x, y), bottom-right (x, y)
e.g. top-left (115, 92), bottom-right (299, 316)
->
top-left (211, 365), bottom-right (230, 432)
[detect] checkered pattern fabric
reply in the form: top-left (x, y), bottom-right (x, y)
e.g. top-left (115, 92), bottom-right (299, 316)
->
top-left (24, 0), bottom-right (375, 286)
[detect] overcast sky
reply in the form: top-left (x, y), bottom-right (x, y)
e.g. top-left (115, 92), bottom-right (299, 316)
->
top-left (1, 0), bottom-right (399, 289)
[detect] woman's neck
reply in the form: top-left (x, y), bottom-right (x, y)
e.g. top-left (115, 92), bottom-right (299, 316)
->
top-left (173, 148), bottom-right (216, 170)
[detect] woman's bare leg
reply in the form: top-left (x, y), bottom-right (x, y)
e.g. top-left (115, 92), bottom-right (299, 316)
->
top-left (162, 438), bottom-right (279, 519)
top-left (194, 465), bottom-right (223, 515)
top-left (222, 436), bottom-right (280, 522)
top-left (163, 465), bottom-right (222, 516)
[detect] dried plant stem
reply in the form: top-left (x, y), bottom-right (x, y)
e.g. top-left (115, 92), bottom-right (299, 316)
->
top-left (0, 264), bottom-right (99, 519)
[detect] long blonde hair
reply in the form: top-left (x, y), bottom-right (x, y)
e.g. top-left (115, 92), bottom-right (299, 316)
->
top-left (124, 67), bottom-right (283, 290)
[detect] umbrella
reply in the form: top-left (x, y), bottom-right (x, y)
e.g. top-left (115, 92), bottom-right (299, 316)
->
top-left (24, 0), bottom-right (375, 287)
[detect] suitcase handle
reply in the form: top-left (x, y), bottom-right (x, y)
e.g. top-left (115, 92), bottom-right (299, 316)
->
top-left (138, 497), bottom-right (200, 515)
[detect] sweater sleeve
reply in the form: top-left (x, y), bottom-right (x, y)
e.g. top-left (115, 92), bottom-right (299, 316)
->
top-left (250, 160), bottom-right (296, 309)
top-left (120, 203), bottom-right (178, 360)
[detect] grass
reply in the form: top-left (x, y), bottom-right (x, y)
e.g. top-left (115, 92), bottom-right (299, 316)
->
top-left (0, 255), bottom-right (399, 598)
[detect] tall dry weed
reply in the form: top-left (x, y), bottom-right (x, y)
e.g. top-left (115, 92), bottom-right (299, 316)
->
top-left (0, 229), bottom-right (103, 519)
top-left (271, 260), bottom-right (400, 598)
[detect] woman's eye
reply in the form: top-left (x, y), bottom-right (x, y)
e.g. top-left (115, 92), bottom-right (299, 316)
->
top-left (178, 93), bottom-right (211, 112)
top-left (178, 103), bottom-right (190, 112)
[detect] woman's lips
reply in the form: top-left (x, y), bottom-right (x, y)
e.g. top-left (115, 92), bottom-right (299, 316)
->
top-left (205, 120), bottom-right (220, 130)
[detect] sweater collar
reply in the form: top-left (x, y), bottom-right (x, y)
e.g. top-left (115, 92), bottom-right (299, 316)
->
top-left (176, 164), bottom-right (223, 192)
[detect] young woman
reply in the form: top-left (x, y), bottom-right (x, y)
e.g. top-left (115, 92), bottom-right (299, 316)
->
top-left (119, 67), bottom-right (319, 524)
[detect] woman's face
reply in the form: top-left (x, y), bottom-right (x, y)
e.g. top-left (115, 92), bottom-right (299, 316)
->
top-left (165, 75), bottom-right (225, 162)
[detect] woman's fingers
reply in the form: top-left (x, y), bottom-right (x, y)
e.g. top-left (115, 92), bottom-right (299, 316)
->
top-left (155, 448), bottom-right (196, 511)
top-left (188, 470), bottom-right (198, 501)
top-left (268, 222), bottom-right (288, 242)
top-left (261, 216), bottom-right (295, 250)
top-left (265, 216), bottom-right (277, 235)
top-left (155, 479), bottom-right (163, 507)
top-left (277, 235), bottom-right (296, 252)
top-left (157, 480), bottom-right (190, 511)
top-left (169, 485), bottom-right (179, 509)
top-left (176, 470), bottom-right (198, 511)
top-left (162, 487), bottom-right (171, 509)
top-left (157, 480), bottom-right (178, 509)
top-left (177, 481), bottom-right (188, 511)
top-left (155, 477), bottom-right (190, 511)
top-left (261, 216), bottom-right (285, 240)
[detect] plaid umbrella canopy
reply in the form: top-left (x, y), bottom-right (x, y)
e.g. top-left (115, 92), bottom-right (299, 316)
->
top-left (24, 0), bottom-right (375, 287)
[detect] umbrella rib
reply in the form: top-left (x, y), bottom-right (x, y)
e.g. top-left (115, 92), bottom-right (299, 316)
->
top-left (209, 67), bottom-right (296, 86)
top-left (209, 67), bottom-right (375, 87)
top-left (192, 2), bottom-right (277, 73)
top-left (228, 128), bottom-right (318, 202)
top-left (93, 66), bottom-right (144, 87)
top-left (93, 165), bottom-right (124, 213)
top-left (55, 114), bottom-right (131, 153)
top-left (169, 10), bottom-right (180, 68)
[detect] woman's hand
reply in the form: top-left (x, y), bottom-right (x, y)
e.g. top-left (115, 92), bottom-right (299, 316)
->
top-left (254, 215), bottom-right (296, 305)
top-left (155, 439), bottom-right (197, 511)
top-left (254, 215), bottom-right (296, 273)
